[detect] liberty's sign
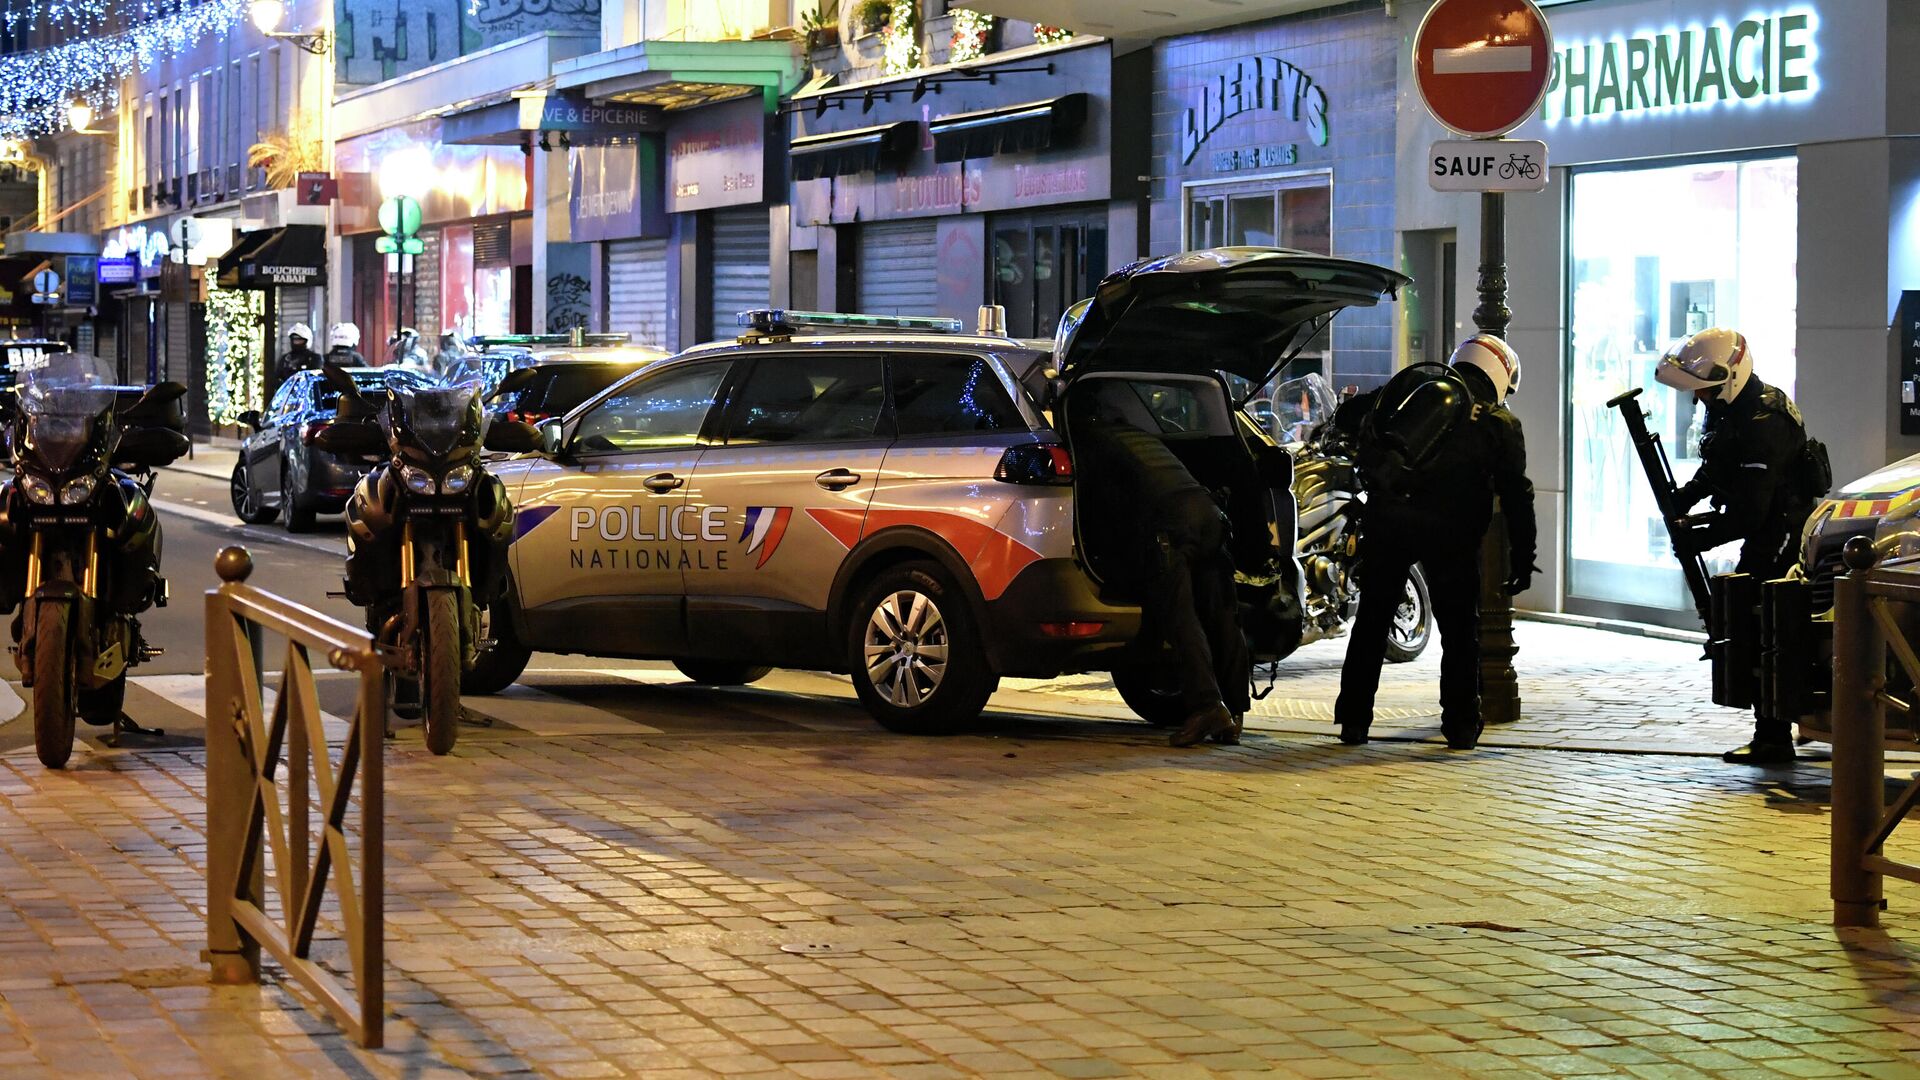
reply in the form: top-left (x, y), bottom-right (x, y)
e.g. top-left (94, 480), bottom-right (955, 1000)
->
top-left (1180, 56), bottom-right (1330, 166)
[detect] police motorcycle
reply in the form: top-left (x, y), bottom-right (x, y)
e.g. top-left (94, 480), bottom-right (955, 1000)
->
top-left (2, 354), bottom-right (189, 768)
top-left (312, 358), bottom-right (534, 754)
top-left (1276, 373), bottom-right (1432, 662)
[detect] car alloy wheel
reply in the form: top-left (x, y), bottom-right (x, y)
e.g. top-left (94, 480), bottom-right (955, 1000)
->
top-left (863, 588), bottom-right (950, 708)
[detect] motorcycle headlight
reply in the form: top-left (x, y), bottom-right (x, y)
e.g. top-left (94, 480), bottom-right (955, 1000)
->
top-left (20, 473), bottom-right (53, 506)
top-left (443, 465), bottom-right (474, 493)
top-left (59, 474), bottom-right (96, 506)
top-left (400, 464), bottom-right (437, 495)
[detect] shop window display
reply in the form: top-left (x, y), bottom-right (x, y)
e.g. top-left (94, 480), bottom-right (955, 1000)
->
top-left (1566, 156), bottom-right (1798, 622)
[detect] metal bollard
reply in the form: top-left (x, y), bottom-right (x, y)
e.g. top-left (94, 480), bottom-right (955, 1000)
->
top-left (1830, 563), bottom-right (1886, 927)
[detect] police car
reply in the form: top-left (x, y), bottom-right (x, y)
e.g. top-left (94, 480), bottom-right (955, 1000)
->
top-left (472, 247), bottom-right (1408, 732)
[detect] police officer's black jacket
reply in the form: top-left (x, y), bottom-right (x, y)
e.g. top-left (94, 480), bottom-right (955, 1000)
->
top-left (1675, 375), bottom-right (1811, 550)
top-left (1338, 379), bottom-right (1537, 567)
top-left (275, 345), bottom-right (322, 385)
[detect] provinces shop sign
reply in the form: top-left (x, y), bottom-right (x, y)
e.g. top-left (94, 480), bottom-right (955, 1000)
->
top-left (1180, 56), bottom-right (1330, 166)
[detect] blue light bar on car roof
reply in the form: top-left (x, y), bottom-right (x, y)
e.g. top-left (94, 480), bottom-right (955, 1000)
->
top-left (737, 309), bottom-right (966, 334)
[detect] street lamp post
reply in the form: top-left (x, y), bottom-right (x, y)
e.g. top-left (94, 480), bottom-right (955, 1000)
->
top-left (1474, 192), bottom-right (1521, 726)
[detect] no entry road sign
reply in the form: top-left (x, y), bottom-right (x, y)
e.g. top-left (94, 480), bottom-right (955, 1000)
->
top-left (1413, 0), bottom-right (1554, 139)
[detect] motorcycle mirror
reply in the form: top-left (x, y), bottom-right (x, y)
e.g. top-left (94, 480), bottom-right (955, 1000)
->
top-left (482, 421), bottom-right (541, 454)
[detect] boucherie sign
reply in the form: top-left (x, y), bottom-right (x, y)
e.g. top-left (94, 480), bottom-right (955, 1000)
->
top-left (1180, 56), bottom-right (1330, 165)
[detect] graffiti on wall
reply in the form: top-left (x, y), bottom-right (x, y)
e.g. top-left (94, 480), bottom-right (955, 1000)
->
top-left (547, 273), bottom-right (590, 334)
top-left (336, 0), bottom-right (599, 87)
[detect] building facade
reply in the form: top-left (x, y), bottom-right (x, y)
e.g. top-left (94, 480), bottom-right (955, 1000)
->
top-left (1151, 0), bottom-right (1400, 389)
top-left (1397, 0), bottom-right (1920, 625)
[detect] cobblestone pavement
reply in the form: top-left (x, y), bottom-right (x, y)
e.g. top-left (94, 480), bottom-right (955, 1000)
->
top-left (1, 672), bottom-right (1919, 1079)
top-left (1006, 618), bottom-right (1780, 756)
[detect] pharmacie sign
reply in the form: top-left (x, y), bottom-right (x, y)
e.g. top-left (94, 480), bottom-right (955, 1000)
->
top-left (1544, 8), bottom-right (1815, 124)
top-left (1180, 56), bottom-right (1330, 165)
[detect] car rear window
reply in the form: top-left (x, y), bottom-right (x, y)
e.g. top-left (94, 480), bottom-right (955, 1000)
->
top-left (891, 355), bottom-right (1024, 436)
top-left (315, 371), bottom-right (427, 411)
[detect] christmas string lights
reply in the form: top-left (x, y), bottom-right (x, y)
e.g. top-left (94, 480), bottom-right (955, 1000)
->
top-left (1, 0), bottom-right (163, 37)
top-left (0, 0), bottom-right (246, 137)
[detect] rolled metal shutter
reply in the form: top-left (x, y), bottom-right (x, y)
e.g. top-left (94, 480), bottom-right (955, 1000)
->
top-left (606, 238), bottom-right (670, 350)
top-left (709, 207), bottom-right (771, 338)
top-left (857, 219), bottom-right (938, 316)
top-left (276, 286), bottom-right (312, 341)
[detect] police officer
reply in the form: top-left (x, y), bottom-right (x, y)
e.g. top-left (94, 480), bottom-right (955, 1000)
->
top-left (1335, 335), bottom-right (1537, 749)
top-left (271, 322), bottom-right (321, 394)
top-left (1656, 327), bottom-right (1820, 765)
top-left (325, 323), bottom-right (367, 368)
top-left (1072, 381), bottom-right (1249, 748)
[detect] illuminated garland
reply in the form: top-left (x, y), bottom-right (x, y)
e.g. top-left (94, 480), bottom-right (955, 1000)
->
top-left (879, 0), bottom-right (920, 76)
top-left (0, 0), bottom-right (245, 137)
top-left (1, 0), bottom-right (158, 35)
top-left (205, 277), bottom-right (265, 427)
top-left (950, 9), bottom-right (993, 64)
top-left (1032, 24), bottom-right (1073, 46)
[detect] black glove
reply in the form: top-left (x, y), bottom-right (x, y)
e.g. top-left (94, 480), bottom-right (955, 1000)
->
top-left (1502, 561), bottom-right (1542, 597)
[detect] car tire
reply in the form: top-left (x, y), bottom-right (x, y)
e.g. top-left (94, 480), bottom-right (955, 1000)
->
top-left (1384, 563), bottom-right (1433, 664)
top-left (463, 600), bottom-right (532, 695)
top-left (282, 465), bottom-right (316, 533)
top-left (231, 461), bottom-right (276, 525)
top-left (674, 660), bottom-right (773, 686)
top-left (1110, 664), bottom-right (1186, 727)
top-left (846, 561), bottom-right (997, 735)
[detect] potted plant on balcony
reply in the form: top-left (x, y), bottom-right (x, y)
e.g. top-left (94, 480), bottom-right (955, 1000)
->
top-left (803, 1), bottom-right (840, 50)
top-left (854, 0), bottom-right (891, 37)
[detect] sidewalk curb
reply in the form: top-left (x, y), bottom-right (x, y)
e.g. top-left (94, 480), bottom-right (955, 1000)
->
top-left (149, 496), bottom-right (347, 559)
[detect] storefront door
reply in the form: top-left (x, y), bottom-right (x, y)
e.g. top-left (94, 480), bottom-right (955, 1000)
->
top-left (1184, 172), bottom-right (1332, 383)
top-left (988, 206), bottom-right (1108, 340)
top-left (1565, 156), bottom-right (1799, 624)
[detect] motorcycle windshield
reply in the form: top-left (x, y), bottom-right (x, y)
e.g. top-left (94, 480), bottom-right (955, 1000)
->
top-left (17, 353), bottom-right (116, 473)
top-left (392, 375), bottom-right (486, 457)
top-left (1271, 373), bottom-right (1337, 446)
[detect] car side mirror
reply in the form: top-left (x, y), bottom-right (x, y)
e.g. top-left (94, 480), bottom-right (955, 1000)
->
top-left (235, 409), bottom-right (262, 431)
top-left (483, 421), bottom-right (541, 453)
top-left (538, 418), bottom-right (566, 457)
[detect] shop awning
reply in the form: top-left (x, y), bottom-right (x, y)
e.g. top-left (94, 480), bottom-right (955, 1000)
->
top-left (216, 225), bottom-right (327, 290)
top-left (929, 93), bottom-right (1088, 164)
top-left (791, 121), bottom-right (919, 182)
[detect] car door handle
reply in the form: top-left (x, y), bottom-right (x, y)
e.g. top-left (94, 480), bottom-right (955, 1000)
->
top-left (815, 468), bottom-right (861, 490)
top-left (642, 472), bottom-right (685, 493)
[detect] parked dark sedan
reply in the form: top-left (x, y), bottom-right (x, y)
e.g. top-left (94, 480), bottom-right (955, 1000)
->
top-left (482, 348), bottom-right (666, 425)
top-left (229, 367), bottom-right (431, 531)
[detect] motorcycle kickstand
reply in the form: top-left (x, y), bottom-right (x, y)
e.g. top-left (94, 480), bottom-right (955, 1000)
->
top-left (461, 707), bottom-right (494, 728)
top-left (103, 714), bottom-right (165, 747)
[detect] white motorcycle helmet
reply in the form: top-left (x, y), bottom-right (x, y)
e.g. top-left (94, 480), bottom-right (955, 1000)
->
top-left (1655, 326), bottom-right (1751, 401)
top-left (327, 322), bottom-right (361, 350)
top-left (1449, 333), bottom-right (1520, 402)
top-left (287, 322), bottom-right (314, 345)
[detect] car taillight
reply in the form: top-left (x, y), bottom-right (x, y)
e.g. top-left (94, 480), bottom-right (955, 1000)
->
top-left (1038, 621), bottom-right (1105, 638)
top-left (994, 442), bottom-right (1073, 485)
top-left (302, 420), bottom-right (331, 446)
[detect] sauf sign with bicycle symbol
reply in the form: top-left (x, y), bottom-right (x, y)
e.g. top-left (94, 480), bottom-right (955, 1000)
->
top-left (1428, 139), bottom-right (1549, 193)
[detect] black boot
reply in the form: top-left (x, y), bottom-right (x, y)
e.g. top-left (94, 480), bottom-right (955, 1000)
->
top-left (1722, 741), bottom-right (1795, 765)
top-left (1209, 715), bottom-right (1243, 746)
top-left (1443, 717), bottom-right (1484, 750)
top-left (1171, 702), bottom-right (1235, 748)
top-left (1336, 716), bottom-right (1369, 745)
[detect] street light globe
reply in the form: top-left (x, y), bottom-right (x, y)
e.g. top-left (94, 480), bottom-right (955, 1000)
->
top-left (378, 145), bottom-right (435, 202)
top-left (248, 0), bottom-right (286, 34)
top-left (67, 101), bottom-right (92, 131)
